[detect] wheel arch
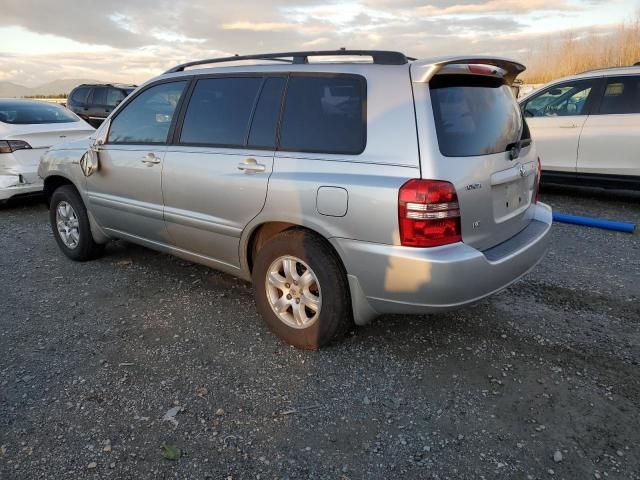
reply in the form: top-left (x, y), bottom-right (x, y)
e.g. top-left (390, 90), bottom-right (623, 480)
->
top-left (43, 175), bottom-right (77, 207)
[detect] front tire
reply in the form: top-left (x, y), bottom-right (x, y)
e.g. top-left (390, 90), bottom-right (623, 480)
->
top-left (49, 185), bottom-right (102, 261)
top-left (252, 229), bottom-right (352, 350)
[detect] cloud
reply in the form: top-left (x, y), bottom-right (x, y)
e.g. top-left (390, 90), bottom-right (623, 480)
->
top-left (0, 0), bottom-right (633, 86)
top-left (414, 0), bottom-right (578, 15)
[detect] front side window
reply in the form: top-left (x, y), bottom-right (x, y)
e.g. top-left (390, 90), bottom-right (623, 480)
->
top-left (179, 77), bottom-right (263, 146)
top-left (108, 81), bottom-right (187, 144)
top-left (597, 76), bottom-right (640, 114)
top-left (279, 75), bottom-right (366, 155)
top-left (523, 80), bottom-right (594, 117)
top-left (0, 100), bottom-right (79, 124)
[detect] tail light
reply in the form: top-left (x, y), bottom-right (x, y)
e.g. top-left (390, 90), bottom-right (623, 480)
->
top-left (399, 179), bottom-right (462, 247)
top-left (534, 157), bottom-right (542, 204)
top-left (0, 140), bottom-right (32, 154)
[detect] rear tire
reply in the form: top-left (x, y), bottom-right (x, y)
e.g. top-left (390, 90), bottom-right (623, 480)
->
top-left (49, 185), bottom-right (103, 261)
top-left (252, 229), bottom-right (352, 350)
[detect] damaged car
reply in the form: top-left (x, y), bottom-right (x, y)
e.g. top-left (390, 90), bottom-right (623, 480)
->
top-left (0, 99), bottom-right (94, 202)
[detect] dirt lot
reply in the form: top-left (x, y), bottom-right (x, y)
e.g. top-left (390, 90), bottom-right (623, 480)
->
top-left (1, 187), bottom-right (639, 480)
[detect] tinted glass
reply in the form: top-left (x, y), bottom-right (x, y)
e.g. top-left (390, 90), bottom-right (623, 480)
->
top-left (180, 77), bottom-right (262, 146)
top-left (598, 76), bottom-right (640, 114)
top-left (279, 75), bottom-right (365, 154)
top-left (91, 87), bottom-right (107, 106)
top-left (524, 80), bottom-right (594, 117)
top-left (71, 87), bottom-right (90, 104)
top-left (247, 77), bottom-right (285, 148)
top-left (108, 81), bottom-right (186, 144)
top-left (0, 100), bottom-right (79, 124)
top-left (106, 88), bottom-right (127, 107)
top-left (430, 75), bottom-right (522, 157)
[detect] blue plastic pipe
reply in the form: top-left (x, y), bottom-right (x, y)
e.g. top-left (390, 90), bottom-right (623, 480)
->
top-left (552, 212), bottom-right (636, 233)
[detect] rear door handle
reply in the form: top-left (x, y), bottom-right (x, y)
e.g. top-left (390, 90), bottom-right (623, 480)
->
top-left (559, 124), bottom-right (578, 128)
top-left (237, 158), bottom-right (266, 174)
top-left (141, 152), bottom-right (161, 166)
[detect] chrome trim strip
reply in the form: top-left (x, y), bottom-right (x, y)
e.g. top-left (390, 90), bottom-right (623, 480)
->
top-left (163, 208), bottom-right (242, 238)
top-left (88, 193), bottom-right (164, 221)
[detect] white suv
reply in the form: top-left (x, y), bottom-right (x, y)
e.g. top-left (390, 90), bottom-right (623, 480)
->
top-left (520, 65), bottom-right (640, 190)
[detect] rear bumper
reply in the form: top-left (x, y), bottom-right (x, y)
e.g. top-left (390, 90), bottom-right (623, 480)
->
top-left (331, 202), bottom-right (552, 324)
top-left (0, 175), bottom-right (43, 200)
top-left (1, 150), bottom-right (44, 200)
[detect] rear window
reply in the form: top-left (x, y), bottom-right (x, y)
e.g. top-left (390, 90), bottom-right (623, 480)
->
top-left (430, 75), bottom-right (523, 157)
top-left (0, 101), bottom-right (78, 124)
top-left (279, 75), bottom-right (366, 155)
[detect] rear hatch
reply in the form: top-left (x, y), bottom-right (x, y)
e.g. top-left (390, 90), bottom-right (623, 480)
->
top-left (412, 58), bottom-right (537, 251)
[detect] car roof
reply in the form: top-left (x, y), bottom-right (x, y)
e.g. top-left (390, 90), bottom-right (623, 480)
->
top-left (76, 83), bottom-right (137, 89)
top-left (551, 65), bottom-right (640, 83)
top-left (152, 51), bottom-right (525, 86)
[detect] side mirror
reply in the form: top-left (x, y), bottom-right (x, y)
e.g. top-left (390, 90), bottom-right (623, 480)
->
top-left (82, 119), bottom-right (109, 177)
top-left (80, 151), bottom-right (98, 177)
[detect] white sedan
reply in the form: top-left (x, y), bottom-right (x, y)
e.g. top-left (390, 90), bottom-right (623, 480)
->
top-left (0, 99), bottom-right (94, 201)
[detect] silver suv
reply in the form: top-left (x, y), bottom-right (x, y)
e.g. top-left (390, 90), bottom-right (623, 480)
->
top-left (39, 50), bottom-right (552, 350)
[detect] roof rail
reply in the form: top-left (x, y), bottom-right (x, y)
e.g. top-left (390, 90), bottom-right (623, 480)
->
top-left (578, 64), bottom-right (640, 75)
top-left (164, 49), bottom-right (411, 73)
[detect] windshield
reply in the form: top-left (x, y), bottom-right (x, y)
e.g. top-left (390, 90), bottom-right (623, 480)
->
top-left (0, 101), bottom-right (79, 125)
top-left (430, 75), bottom-right (523, 157)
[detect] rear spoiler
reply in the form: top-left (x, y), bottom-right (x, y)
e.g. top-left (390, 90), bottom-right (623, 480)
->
top-left (411, 56), bottom-right (526, 85)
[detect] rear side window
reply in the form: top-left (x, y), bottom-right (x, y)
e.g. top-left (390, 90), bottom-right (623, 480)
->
top-left (108, 81), bottom-right (187, 144)
top-left (248, 77), bottom-right (286, 148)
top-left (279, 75), bottom-right (366, 155)
top-left (597, 76), bottom-right (640, 114)
top-left (180, 77), bottom-right (263, 146)
top-left (106, 88), bottom-right (127, 107)
top-left (430, 75), bottom-right (522, 157)
top-left (70, 87), bottom-right (90, 105)
top-left (91, 87), bottom-right (107, 106)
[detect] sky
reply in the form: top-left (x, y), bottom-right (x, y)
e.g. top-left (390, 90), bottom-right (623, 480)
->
top-left (0, 0), bottom-right (638, 87)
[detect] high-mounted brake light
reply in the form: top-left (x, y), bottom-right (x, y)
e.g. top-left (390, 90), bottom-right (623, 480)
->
top-left (0, 140), bottom-right (32, 154)
top-left (399, 179), bottom-right (462, 247)
top-left (534, 157), bottom-right (542, 204)
top-left (468, 64), bottom-right (497, 75)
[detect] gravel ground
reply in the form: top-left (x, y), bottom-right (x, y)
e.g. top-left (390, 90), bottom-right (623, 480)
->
top-left (1, 186), bottom-right (639, 480)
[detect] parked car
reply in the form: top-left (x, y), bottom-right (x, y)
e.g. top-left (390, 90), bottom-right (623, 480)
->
top-left (39, 50), bottom-right (552, 349)
top-left (519, 64), bottom-right (640, 190)
top-left (67, 83), bottom-right (136, 128)
top-left (0, 99), bottom-right (94, 202)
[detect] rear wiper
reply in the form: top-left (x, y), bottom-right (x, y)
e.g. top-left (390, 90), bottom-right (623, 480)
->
top-left (506, 138), bottom-right (531, 160)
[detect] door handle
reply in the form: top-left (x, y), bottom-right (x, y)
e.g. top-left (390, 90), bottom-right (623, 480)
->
top-left (141, 152), bottom-right (161, 166)
top-left (559, 124), bottom-right (578, 128)
top-left (237, 158), bottom-right (266, 174)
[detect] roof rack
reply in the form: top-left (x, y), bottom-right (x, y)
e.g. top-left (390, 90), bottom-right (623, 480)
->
top-left (164, 49), bottom-right (411, 73)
